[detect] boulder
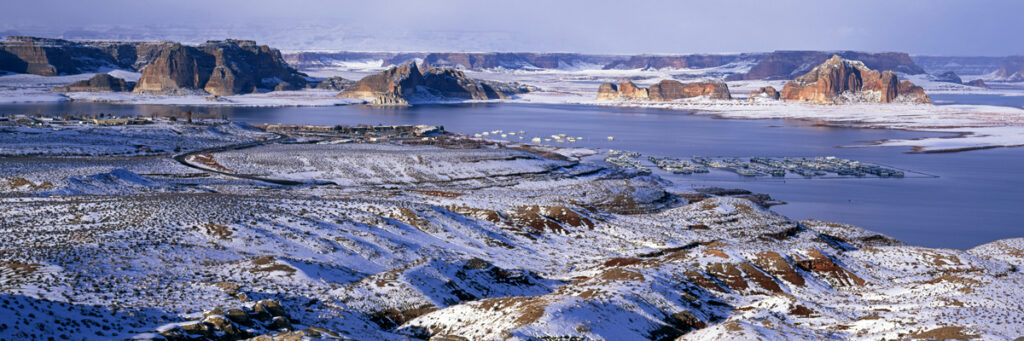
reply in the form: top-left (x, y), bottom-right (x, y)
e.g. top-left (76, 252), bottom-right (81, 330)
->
top-left (780, 55), bottom-right (929, 104)
top-left (648, 80), bottom-right (731, 101)
top-left (748, 86), bottom-right (780, 101)
top-left (52, 74), bottom-right (133, 92)
top-left (253, 299), bottom-right (288, 318)
top-left (966, 79), bottom-right (990, 88)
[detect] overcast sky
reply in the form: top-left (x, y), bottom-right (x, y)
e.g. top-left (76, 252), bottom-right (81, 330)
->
top-left (2, 0), bottom-right (1021, 55)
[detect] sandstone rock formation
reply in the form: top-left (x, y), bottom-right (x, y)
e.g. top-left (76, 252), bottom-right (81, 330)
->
top-left (134, 39), bottom-right (307, 95)
top-left (52, 74), bottom-right (133, 92)
top-left (932, 71), bottom-right (962, 84)
top-left (995, 56), bottom-right (1024, 81)
top-left (596, 83), bottom-right (619, 100)
top-left (649, 80), bottom-right (732, 100)
top-left (420, 52), bottom-right (618, 70)
top-left (731, 51), bottom-right (925, 80)
top-left (338, 61), bottom-right (424, 102)
top-left (595, 80), bottom-right (730, 101)
top-left (339, 62), bottom-right (531, 105)
top-left (314, 76), bottom-right (354, 90)
top-left (602, 54), bottom-right (747, 70)
top-left (0, 36), bottom-right (172, 76)
top-left (781, 55), bottom-right (930, 104)
top-left (748, 86), bottom-right (780, 101)
top-left (966, 79), bottom-right (990, 88)
top-left (595, 81), bottom-right (649, 100)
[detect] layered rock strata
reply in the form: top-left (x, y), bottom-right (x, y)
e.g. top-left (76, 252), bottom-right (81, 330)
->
top-left (781, 55), bottom-right (930, 104)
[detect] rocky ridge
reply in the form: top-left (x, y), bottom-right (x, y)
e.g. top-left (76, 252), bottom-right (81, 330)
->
top-left (780, 55), bottom-right (930, 104)
top-left (0, 36), bottom-right (170, 76)
top-left (338, 62), bottom-right (532, 105)
top-left (285, 50), bottom-right (927, 79)
top-left (134, 39), bottom-right (307, 95)
top-left (596, 80), bottom-right (731, 101)
top-left (731, 50), bottom-right (925, 80)
top-left (52, 74), bottom-right (133, 92)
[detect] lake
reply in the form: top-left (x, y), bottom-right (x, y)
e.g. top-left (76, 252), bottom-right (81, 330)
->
top-left (1, 99), bottom-right (1022, 249)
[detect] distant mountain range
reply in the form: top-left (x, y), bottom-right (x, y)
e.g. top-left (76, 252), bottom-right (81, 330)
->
top-left (4, 36), bottom-right (1024, 87)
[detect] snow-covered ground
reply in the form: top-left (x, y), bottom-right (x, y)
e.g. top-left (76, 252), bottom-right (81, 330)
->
top-left (1, 122), bottom-right (1022, 340)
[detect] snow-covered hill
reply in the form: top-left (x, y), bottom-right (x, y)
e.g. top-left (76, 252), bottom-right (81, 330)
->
top-left (1, 122), bottom-right (1022, 340)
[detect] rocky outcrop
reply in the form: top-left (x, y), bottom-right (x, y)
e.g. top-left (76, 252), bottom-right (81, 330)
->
top-left (339, 62), bottom-right (531, 105)
top-left (732, 51), bottom-right (925, 80)
top-left (649, 80), bottom-right (731, 100)
top-left (338, 61), bottom-right (424, 100)
top-left (931, 71), bottom-right (962, 84)
top-left (748, 86), bottom-right (780, 101)
top-left (781, 55), bottom-right (929, 104)
top-left (0, 36), bottom-right (173, 76)
top-left (314, 76), bottom-right (354, 90)
top-left (602, 54), bottom-right (746, 70)
top-left (966, 79), bottom-right (989, 88)
top-left (144, 299), bottom-right (305, 341)
top-left (596, 83), bottom-right (619, 100)
top-left (422, 68), bottom-right (491, 100)
top-left (52, 74), bottom-right (133, 92)
top-left (595, 81), bottom-right (649, 100)
top-left (897, 80), bottom-right (930, 103)
top-left (420, 52), bottom-right (619, 70)
top-left (595, 80), bottom-right (729, 101)
top-left (134, 39), bottom-right (307, 95)
top-left (995, 56), bottom-right (1024, 81)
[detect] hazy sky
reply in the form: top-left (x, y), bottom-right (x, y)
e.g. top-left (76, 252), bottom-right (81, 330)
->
top-left (2, 0), bottom-right (1021, 55)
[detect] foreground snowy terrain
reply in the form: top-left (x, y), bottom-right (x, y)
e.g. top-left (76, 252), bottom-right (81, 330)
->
top-left (1, 121), bottom-right (1022, 340)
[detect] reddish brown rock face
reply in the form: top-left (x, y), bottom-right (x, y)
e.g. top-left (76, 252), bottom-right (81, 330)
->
top-left (597, 80), bottom-right (729, 101)
top-left (649, 80), bottom-right (731, 101)
top-left (735, 50), bottom-right (924, 80)
top-left (134, 39), bottom-right (306, 95)
top-left (339, 61), bottom-right (424, 100)
top-left (422, 68), bottom-right (490, 100)
top-left (340, 63), bottom-right (528, 104)
top-left (595, 81), bottom-right (650, 100)
top-left (618, 81), bottom-right (650, 99)
top-left (596, 82), bottom-right (619, 100)
top-left (748, 86), bottom-right (780, 101)
top-left (897, 80), bottom-right (931, 103)
top-left (781, 55), bottom-right (929, 104)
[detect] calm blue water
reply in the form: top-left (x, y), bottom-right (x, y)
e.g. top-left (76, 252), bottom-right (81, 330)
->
top-left (1, 98), bottom-right (1022, 249)
top-left (931, 93), bottom-right (1024, 109)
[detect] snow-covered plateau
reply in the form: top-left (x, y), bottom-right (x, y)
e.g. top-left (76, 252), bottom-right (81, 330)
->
top-left (1, 121), bottom-right (1022, 340)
